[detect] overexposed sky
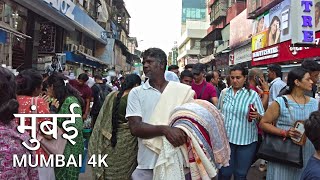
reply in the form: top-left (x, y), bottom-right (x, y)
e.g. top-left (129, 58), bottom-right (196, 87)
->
top-left (124, 0), bottom-right (182, 54)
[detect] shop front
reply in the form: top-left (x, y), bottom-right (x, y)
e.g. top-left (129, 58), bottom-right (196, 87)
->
top-left (229, 43), bottom-right (252, 68)
top-left (0, 0), bottom-right (31, 70)
top-left (12, 0), bottom-right (109, 73)
top-left (251, 0), bottom-right (320, 69)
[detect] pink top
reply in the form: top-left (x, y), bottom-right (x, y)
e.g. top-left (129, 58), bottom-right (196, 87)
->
top-left (192, 80), bottom-right (217, 101)
top-left (0, 121), bottom-right (39, 180)
top-left (15, 96), bottom-right (51, 159)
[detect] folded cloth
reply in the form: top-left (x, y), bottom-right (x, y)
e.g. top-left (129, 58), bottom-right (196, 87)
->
top-left (142, 81), bottom-right (195, 154)
top-left (153, 100), bottom-right (230, 180)
top-left (171, 100), bottom-right (230, 167)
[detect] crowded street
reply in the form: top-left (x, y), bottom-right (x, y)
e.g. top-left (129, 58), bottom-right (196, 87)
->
top-left (1, 0), bottom-right (320, 180)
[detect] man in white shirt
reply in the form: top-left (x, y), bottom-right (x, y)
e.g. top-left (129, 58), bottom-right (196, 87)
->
top-left (126, 48), bottom-right (194, 179)
top-left (267, 64), bottom-right (286, 105)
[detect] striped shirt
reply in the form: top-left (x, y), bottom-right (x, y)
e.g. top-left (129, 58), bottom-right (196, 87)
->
top-left (218, 87), bottom-right (264, 145)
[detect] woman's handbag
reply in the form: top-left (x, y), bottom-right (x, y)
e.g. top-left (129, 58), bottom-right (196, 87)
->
top-left (40, 127), bottom-right (67, 155)
top-left (257, 96), bottom-right (303, 169)
top-left (32, 97), bottom-right (67, 155)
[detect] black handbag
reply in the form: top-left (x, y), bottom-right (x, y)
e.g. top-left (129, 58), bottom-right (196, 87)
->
top-left (257, 96), bottom-right (303, 169)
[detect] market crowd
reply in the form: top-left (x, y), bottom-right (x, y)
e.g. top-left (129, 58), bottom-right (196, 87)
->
top-left (0, 47), bottom-right (320, 180)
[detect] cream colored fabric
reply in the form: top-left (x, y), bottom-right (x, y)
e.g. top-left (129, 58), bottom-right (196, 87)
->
top-left (142, 81), bottom-right (195, 154)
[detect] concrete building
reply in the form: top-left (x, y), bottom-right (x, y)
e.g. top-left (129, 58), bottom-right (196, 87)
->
top-left (177, 0), bottom-right (208, 70)
top-left (0, 0), bottom-right (139, 76)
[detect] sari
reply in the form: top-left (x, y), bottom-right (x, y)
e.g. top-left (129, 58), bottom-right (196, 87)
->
top-left (89, 92), bottom-right (138, 180)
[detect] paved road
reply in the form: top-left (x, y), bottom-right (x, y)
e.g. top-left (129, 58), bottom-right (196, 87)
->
top-left (79, 159), bottom-right (267, 180)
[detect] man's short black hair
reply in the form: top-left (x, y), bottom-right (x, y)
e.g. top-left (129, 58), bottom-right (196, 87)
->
top-left (301, 59), bottom-right (320, 72)
top-left (185, 64), bottom-right (194, 69)
top-left (305, 111), bottom-right (320, 151)
top-left (180, 70), bottom-right (193, 79)
top-left (168, 65), bottom-right (179, 71)
top-left (206, 71), bottom-right (213, 82)
top-left (78, 73), bottom-right (89, 82)
top-left (267, 64), bottom-right (282, 78)
top-left (141, 48), bottom-right (167, 70)
top-left (94, 74), bottom-right (103, 80)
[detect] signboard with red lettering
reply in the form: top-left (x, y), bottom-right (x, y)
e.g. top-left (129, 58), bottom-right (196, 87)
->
top-left (252, 31), bottom-right (320, 66)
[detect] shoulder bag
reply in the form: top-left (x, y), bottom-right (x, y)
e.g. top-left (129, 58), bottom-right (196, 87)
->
top-left (34, 97), bottom-right (67, 155)
top-left (257, 96), bottom-right (303, 169)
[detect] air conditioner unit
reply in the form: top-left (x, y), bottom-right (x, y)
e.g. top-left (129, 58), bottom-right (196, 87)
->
top-left (79, 45), bottom-right (85, 53)
top-left (214, 40), bottom-right (224, 48)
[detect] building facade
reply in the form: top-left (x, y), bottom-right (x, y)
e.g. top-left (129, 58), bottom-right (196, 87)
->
top-left (0, 0), bottom-right (138, 76)
top-left (178, 0), bottom-right (208, 70)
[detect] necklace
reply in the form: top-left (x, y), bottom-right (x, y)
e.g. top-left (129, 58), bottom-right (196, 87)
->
top-left (291, 95), bottom-right (306, 110)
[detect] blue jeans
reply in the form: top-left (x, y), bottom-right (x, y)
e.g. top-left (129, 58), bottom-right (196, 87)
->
top-left (218, 142), bottom-right (257, 180)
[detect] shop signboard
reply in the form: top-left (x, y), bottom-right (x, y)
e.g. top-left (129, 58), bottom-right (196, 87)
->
top-left (251, 0), bottom-right (291, 51)
top-left (233, 44), bottom-right (252, 65)
top-left (252, 31), bottom-right (320, 66)
top-left (42, 0), bottom-right (106, 43)
top-left (291, 0), bottom-right (316, 44)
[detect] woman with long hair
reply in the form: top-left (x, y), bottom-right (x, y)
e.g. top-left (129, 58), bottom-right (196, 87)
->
top-left (0, 67), bottom-right (39, 179)
top-left (89, 74), bottom-right (141, 180)
top-left (15, 69), bottom-right (56, 179)
top-left (268, 16), bottom-right (281, 46)
top-left (47, 72), bottom-right (84, 180)
top-left (217, 64), bottom-right (265, 179)
top-left (260, 67), bottom-right (317, 180)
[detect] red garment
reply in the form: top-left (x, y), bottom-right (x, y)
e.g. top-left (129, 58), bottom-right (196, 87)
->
top-left (192, 80), bottom-right (217, 101)
top-left (249, 85), bottom-right (263, 135)
top-left (69, 79), bottom-right (92, 100)
top-left (15, 96), bottom-right (51, 159)
top-left (69, 79), bottom-right (92, 112)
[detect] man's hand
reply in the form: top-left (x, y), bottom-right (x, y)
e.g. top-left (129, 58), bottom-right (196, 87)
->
top-left (83, 114), bottom-right (88, 120)
top-left (163, 127), bottom-right (187, 147)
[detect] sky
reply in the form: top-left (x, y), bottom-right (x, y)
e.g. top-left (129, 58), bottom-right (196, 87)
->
top-left (124, 0), bottom-right (182, 54)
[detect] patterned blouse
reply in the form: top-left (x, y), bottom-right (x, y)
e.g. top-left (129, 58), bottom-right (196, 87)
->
top-left (0, 121), bottom-right (39, 179)
top-left (15, 96), bottom-right (51, 159)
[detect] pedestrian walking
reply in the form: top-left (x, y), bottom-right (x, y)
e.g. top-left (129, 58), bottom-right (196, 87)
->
top-left (89, 74), bottom-right (141, 180)
top-left (217, 64), bottom-right (265, 180)
top-left (15, 69), bottom-right (56, 179)
top-left (0, 67), bottom-right (39, 180)
top-left (300, 111), bottom-right (320, 180)
top-left (126, 48), bottom-right (195, 179)
top-left (47, 72), bottom-right (85, 180)
top-left (260, 67), bottom-right (317, 180)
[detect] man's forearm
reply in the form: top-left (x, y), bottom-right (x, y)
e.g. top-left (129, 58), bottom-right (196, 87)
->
top-left (129, 121), bottom-right (168, 139)
top-left (85, 99), bottom-right (91, 115)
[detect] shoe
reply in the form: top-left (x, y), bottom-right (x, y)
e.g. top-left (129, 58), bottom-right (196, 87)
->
top-left (259, 164), bottom-right (267, 172)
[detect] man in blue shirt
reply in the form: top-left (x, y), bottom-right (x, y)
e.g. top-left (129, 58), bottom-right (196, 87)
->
top-left (301, 111), bottom-right (320, 180)
top-left (267, 64), bottom-right (286, 105)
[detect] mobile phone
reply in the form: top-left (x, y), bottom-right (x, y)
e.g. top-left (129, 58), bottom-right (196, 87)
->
top-left (291, 122), bottom-right (305, 142)
top-left (255, 76), bottom-right (262, 86)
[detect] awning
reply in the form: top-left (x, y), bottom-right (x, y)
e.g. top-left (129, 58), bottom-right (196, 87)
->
top-left (200, 54), bottom-right (215, 64)
top-left (200, 28), bottom-right (222, 42)
top-left (0, 21), bottom-right (31, 39)
top-left (78, 51), bottom-right (108, 66)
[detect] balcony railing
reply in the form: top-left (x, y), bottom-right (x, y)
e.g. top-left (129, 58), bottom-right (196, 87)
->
top-left (210, 1), bottom-right (227, 25)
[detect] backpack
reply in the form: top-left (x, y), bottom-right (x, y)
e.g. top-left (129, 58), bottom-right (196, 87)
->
top-left (96, 83), bottom-right (112, 104)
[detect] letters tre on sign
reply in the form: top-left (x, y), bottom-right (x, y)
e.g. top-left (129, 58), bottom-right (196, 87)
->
top-left (301, 0), bottom-right (314, 42)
